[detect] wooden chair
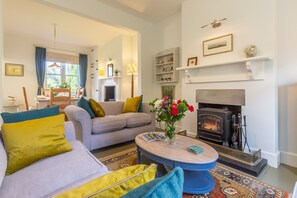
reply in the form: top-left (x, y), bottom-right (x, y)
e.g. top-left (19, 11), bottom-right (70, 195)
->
top-left (50, 87), bottom-right (71, 110)
top-left (40, 88), bottom-right (51, 97)
top-left (76, 87), bottom-right (85, 98)
top-left (22, 87), bottom-right (38, 111)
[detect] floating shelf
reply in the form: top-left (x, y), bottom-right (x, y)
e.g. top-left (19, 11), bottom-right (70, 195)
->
top-left (177, 56), bottom-right (271, 84)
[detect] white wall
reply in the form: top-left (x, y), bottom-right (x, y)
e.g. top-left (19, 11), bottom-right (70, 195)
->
top-left (278, 0), bottom-right (297, 167)
top-left (3, 33), bottom-right (90, 110)
top-left (181, 0), bottom-right (278, 167)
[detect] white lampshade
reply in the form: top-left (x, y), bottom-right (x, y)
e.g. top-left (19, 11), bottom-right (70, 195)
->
top-left (127, 63), bottom-right (137, 75)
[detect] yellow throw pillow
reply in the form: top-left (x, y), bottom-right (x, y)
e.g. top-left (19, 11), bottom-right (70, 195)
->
top-left (122, 95), bottom-right (142, 113)
top-left (2, 114), bottom-right (73, 175)
top-left (89, 99), bottom-right (105, 117)
top-left (54, 164), bottom-right (157, 198)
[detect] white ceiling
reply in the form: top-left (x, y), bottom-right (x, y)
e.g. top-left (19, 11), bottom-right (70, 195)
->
top-left (96, 0), bottom-right (182, 23)
top-left (3, 0), bottom-right (182, 48)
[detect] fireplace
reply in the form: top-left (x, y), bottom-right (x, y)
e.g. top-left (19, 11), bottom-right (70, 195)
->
top-left (196, 89), bottom-right (244, 150)
top-left (104, 86), bottom-right (115, 101)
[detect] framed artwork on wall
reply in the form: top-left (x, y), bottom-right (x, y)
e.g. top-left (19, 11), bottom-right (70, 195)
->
top-left (5, 63), bottom-right (24, 77)
top-left (107, 64), bottom-right (113, 77)
top-left (161, 86), bottom-right (175, 99)
top-left (187, 57), bottom-right (198, 66)
top-left (203, 33), bottom-right (233, 56)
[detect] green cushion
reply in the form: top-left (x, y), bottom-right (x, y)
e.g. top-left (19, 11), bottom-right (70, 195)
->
top-left (89, 99), bottom-right (105, 117)
top-left (77, 97), bottom-right (95, 119)
top-left (1, 106), bottom-right (59, 123)
top-left (138, 95), bottom-right (143, 112)
top-left (2, 114), bottom-right (73, 175)
top-left (121, 167), bottom-right (184, 198)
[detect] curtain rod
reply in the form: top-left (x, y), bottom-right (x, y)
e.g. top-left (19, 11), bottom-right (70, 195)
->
top-left (33, 45), bottom-right (87, 55)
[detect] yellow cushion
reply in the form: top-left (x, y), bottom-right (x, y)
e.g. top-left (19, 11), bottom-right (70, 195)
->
top-left (2, 114), bottom-right (73, 175)
top-left (89, 99), bottom-right (105, 117)
top-left (122, 95), bottom-right (142, 113)
top-left (54, 164), bottom-right (157, 198)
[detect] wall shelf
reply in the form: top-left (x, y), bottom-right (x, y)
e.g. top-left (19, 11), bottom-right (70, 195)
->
top-left (177, 56), bottom-right (271, 83)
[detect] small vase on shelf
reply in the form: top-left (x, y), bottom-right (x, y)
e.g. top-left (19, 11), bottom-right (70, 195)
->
top-left (164, 121), bottom-right (176, 144)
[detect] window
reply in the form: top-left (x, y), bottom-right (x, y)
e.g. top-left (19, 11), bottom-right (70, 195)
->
top-left (45, 61), bottom-right (79, 95)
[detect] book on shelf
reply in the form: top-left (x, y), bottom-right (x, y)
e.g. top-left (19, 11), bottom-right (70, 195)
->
top-left (141, 132), bottom-right (165, 142)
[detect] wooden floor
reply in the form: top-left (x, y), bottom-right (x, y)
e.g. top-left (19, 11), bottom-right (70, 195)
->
top-left (91, 140), bottom-right (297, 193)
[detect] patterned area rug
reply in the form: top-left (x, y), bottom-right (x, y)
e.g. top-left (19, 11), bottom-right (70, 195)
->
top-left (99, 148), bottom-right (289, 198)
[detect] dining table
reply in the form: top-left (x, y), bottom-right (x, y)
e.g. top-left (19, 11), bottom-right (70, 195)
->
top-left (36, 95), bottom-right (79, 109)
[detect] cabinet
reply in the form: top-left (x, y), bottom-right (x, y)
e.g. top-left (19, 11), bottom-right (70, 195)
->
top-left (154, 47), bottom-right (179, 83)
top-left (90, 48), bottom-right (99, 101)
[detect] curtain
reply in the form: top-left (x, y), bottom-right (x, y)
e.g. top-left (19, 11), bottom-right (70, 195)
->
top-left (35, 47), bottom-right (46, 95)
top-left (79, 54), bottom-right (88, 96)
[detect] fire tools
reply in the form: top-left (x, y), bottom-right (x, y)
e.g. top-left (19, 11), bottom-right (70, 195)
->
top-left (231, 114), bottom-right (251, 152)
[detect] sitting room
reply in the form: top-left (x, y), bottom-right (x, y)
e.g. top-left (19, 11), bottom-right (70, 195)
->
top-left (0, 0), bottom-right (297, 197)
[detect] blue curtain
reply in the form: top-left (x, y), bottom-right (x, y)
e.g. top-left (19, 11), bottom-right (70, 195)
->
top-left (79, 54), bottom-right (88, 96)
top-left (35, 47), bottom-right (46, 95)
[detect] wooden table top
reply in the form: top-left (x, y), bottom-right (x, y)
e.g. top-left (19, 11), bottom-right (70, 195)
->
top-left (135, 132), bottom-right (218, 165)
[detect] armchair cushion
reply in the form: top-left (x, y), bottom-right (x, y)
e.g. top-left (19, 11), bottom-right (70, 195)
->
top-left (1, 106), bottom-right (59, 123)
top-left (2, 114), bottom-right (72, 175)
top-left (77, 97), bottom-right (95, 119)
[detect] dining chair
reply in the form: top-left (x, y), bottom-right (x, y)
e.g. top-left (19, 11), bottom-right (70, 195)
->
top-left (22, 87), bottom-right (38, 111)
top-left (41, 88), bottom-right (51, 97)
top-left (50, 87), bottom-right (71, 110)
top-left (76, 87), bottom-right (85, 98)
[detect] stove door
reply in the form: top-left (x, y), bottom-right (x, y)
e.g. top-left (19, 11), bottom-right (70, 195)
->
top-left (198, 114), bottom-right (223, 134)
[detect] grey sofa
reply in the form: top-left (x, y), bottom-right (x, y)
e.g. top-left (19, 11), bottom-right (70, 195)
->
top-left (65, 102), bottom-right (155, 151)
top-left (0, 122), bottom-right (110, 198)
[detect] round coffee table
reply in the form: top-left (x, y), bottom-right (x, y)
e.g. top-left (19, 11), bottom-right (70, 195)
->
top-left (135, 132), bottom-right (218, 194)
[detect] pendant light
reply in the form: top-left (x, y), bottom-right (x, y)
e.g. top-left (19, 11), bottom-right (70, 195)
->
top-left (48, 24), bottom-right (61, 69)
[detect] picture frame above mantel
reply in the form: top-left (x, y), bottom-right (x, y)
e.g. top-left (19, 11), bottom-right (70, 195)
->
top-left (203, 34), bottom-right (233, 56)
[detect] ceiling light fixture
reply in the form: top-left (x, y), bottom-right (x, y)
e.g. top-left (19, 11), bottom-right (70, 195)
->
top-left (201, 18), bottom-right (227, 28)
top-left (48, 24), bottom-right (61, 69)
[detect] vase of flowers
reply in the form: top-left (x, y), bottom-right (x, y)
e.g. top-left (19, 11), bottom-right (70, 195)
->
top-left (149, 96), bottom-right (194, 144)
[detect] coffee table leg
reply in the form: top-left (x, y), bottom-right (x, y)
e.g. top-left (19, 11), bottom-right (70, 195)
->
top-left (137, 146), bottom-right (141, 164)
top-left (183, 170), bottom-right (215, 194)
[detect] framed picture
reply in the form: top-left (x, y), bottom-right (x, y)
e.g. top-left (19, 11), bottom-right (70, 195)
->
top-left (161, 86), bottom-right (175, 99)
top-left (5, 63), bottom-right (24, 77)
top-left (187, 57), bottom-right (198, 66)
top-left (203, 33), bottom-right (233, 56)
top-left (107, 64), bottom-right (113, 77)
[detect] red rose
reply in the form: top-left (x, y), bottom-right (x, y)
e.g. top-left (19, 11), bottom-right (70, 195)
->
top-left (171, 108), bottom-right (179, 116)
top-left (164, 96), bottom-right (169, 100)
top-left (177, 99), bottom-right (182, 104)
top-left (188, 105), bottom-right (194, 112)
top-left (171, 103), bottom-right (178, 109)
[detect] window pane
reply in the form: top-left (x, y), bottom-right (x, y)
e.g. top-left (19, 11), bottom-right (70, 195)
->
top-left (47, 74), bottom-right (61, 88)
top-left (46, 62), bottom-right (61, 74)
top-left (66, 64), bottom-right (78, 75)
top-left (66, 76), bottom-right (78, 92)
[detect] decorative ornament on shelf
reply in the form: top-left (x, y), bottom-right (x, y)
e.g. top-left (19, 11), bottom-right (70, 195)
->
top-left (149, 96), bottom-right (194, 144)
top-left (244, 44), bottom-right (257, 58)
top-left (8, 96), bottom-right (16, 105)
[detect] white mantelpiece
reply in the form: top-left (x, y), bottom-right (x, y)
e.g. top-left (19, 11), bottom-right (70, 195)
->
top-left (98, 77), bottom-right (121, 102)
top-left (177, 56), bottom-right (271, 83)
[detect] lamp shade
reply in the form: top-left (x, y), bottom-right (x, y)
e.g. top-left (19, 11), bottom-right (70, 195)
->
top-left (48, 62), bottom-right (61, 69)
top-left (127, 63), bottom-right (137, 75)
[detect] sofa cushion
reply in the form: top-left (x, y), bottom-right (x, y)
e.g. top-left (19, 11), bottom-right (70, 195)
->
top-left (122, 95), bottom-right (142, 113)
top-left (77, 97), bottom-right (95, 119)
top-left (2, 114), bottom-right (72, 175)
top-left (89, 98), bottom-right (105, 117)
top-left (119, 113), bottom-right (152, 128)
top-left (122, 167), bottom-right (184, 198)
top-left (92, 115), bottom-right (126, 134)
top-left (1, 106), bottom-right (59, 123)
top-left (54, 164), bottom-right (157, 198)
top-left (0, 141), bottom-right (108, 198)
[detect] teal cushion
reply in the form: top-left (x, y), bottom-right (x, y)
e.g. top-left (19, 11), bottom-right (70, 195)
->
top-left (121, 167), bottom-right (184, 198)
top-left (77, 97), bottom-right (95, 119)
top-left (138, 95), bottom-right (143, 112)
top-left (1, 106), bottom-right (59, 123)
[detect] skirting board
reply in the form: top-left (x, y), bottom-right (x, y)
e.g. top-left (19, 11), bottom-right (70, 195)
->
top-left (280, 151), bottom-right (297, 168)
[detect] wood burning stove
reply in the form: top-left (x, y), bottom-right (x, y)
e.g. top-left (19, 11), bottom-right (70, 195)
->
top-left (197, 108), bottom-right (232, 147)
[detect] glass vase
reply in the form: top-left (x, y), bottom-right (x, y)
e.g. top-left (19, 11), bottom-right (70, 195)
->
top-left (164, 121), bottom-right (176, 144)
